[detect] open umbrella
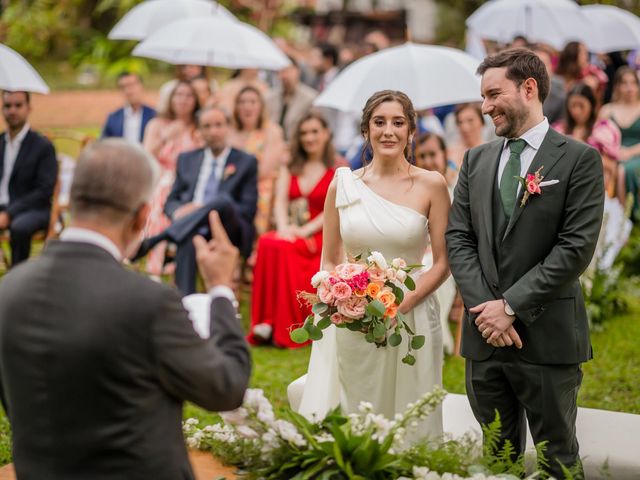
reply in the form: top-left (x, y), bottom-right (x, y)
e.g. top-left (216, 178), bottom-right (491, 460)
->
top-left (466, 0), bottom-right (601, 51)
top-left (581, 5), bottom-right (640, 53)
top-left (313, 43), bottom-right (481, 113)
top-left (0, 44), bottom-right (49, 94)
top-left (133, 16), bottom-right (290, 70)
top-left (108, 0), bottom-right (235, 41)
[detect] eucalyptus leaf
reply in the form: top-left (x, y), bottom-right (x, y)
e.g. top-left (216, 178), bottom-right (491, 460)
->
top-left (411, 335), bottom-right (426, 350)
top-left (366, 299), bottom-right (386, 317)
top-left (402, 353), bottom-right (416, 366)
top-left (373, 322), bottom-right (386, 339)
top-left (346, 321), bottom-right (362, 331)
top-left (290, 328), bottom-right (310, 343)
top-left (388, 332), bottom-right (402, 347)
top-left (312, 302), bottom-right (329, 315)
top-left (317, 316), bottom-right (331, 330)
top-left (404, 275), bottom-right (416, 291)
top-left (365, 331), bottom-right (375, 343)
top-left (307, 324), bottom-right (324, 341)
top-left (393, 285), bottom-right (404, 303)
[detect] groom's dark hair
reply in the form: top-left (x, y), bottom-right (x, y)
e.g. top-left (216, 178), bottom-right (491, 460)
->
top-left (477, 47), bottom-right (550, 103)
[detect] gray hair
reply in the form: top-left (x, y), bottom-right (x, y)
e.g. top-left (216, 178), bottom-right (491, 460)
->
top-left (70, 139), bottom-right (159, 223)
top-left (196, 104), bottom-right (232, 125)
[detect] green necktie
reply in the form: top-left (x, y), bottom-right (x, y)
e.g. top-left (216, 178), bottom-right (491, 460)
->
top-left (499, 138), bottom-right (527, 218)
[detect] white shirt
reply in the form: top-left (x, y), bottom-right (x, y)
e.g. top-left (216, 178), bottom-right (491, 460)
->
top-left (60, 227), bottom-right (237, 304)
top-left (60, 227), bottom-right (122, 261)
top-left (123, 105), bottom-right (143, 144)
top-left (192, 146), bottom-right (231, 205)
top-left (497, 118), bottom-right (549, 193)
top-left (0, 122), bottom-right (30, 206)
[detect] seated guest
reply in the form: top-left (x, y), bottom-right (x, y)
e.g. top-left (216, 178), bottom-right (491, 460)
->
top-left (0, 139), bottom-right (250, 479)
top-left (249, 113), bottom-right (335, 347)
top-left (415, 132), bottom-right (457, 355)
top-left (554, 82), bottom-right (622, 201)
top-left (143, 81), bottom-right (202, 277)
top-left (0, 90), bottom-right (58, 265)
top-left (133, 105), bottom-right (258, 295)
top-left (228, 86), bottom-right (285, 237)
top-left (101, 71), bottom-right (156, 143)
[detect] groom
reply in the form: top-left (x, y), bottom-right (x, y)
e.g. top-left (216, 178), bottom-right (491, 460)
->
top-left (446, 48), bottom-right (604, 478)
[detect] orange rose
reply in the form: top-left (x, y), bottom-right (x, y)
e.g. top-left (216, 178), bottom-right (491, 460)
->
top-left (377, 289), bottom-right (396, 308)
top-left (366, 282), bottom-right (381, 298)
top-left (385, 304), bottom-right (398, 318)
top-left (354, 288), bottom-right (367, 297)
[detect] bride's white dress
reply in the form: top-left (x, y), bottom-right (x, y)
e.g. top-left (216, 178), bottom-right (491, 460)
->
top-left (288, 167), bottom-right (443, 440)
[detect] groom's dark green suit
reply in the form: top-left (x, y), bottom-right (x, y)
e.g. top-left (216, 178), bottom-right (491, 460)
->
top-left (446, 127), bottom-right (604, 477)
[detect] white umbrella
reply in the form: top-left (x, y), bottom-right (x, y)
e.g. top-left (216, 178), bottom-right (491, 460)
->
top-left (466, 0), bottom-right (601, 51)
top-left (581, 5), bottom-right (640, 53)
top-left (0, 44), bottom-right (49, 94)
top-left (313, 43), bottom-right (481, 113)
top-left (133, 17), bottom-right (290, 70)
top-left (108, 0), bottom-right (235, 41)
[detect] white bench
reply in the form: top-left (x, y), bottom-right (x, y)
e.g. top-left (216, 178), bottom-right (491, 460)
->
top-left (443, 394), bottom-right (640, 479)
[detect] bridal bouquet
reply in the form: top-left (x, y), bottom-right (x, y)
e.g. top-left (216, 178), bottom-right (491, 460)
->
top-left (291, 251), bottom-right (425, 365)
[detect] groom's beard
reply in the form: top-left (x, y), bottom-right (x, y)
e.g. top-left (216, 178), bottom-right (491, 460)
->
top-left (494, 103), bottom-right (529, 139)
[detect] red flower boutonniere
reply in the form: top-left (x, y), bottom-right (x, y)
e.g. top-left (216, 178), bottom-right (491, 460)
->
top-left (223, 164), bottom-right (237, 181)
top-left (516, 166), bottom-right (544, 207)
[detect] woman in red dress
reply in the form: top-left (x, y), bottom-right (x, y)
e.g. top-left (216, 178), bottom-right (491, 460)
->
top-left (250, 112), bottom-right (336, 348)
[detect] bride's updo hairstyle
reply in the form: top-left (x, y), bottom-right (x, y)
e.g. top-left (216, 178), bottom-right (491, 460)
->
top-left (360, 90), bottom-right (417, 165)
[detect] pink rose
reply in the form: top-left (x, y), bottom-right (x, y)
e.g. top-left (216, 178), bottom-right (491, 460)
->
top-left (318, 284), bottom-right (335, 304)
top-left (335, 263), bottom-right (366, 280)
top-left (391, 258), bottom-right (407, 269)
top-left (336, 296), bottom-right (367, 320)
top-left (330, 312), bottom-right (346, 325)
top-left (331, 282), bottom-right (352, 301)
top-left (368, 267), bottom-right (386, 283)
top-left (527, 180), bottom-right (541, 195)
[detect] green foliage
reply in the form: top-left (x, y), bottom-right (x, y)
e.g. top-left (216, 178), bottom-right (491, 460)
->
top-left (478, 412), bottom-right (527, 477)
top-left (615, 226), bottom-right (640, 277)
top-left (582, 265), bottom-right (631, 329)
top-left (0, 416), bottom-right (11, 466)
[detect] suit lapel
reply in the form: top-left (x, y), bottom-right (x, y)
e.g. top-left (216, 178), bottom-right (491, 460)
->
top-left (0, 133), bottom-right (5, 180)
top-left (479, 140), bottom-right (504, 251)
top-left (503, 128), bottom-right (567, 239)
top-left (218, 149), bottom-right (239, 193)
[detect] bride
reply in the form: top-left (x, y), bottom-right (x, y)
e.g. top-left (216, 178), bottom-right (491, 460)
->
top-left (289, 90), bottom-right (451, 440)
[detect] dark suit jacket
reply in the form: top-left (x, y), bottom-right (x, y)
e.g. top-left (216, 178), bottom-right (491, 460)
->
top-left (446, 128), bottom-right (604, 365)
top-left (0, 130), bottom-right (57, 218)
top-left (101, 105), bottom-right (156, 142)
top-left (0, 241), bottom-right (251, 479)
top-left (164, 147), bottom-right (258, 257)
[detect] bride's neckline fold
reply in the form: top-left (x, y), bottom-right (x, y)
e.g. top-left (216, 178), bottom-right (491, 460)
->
top-left (353, 175), bottom-right (427, 221)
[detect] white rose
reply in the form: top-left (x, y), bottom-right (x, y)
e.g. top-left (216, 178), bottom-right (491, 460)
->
top-left (396, 269), bottom-right (407, 282)
top-left (311, 270), bottom-right (330, 288)
top-left (391, 258), bottom-right (407, 269)
top-left (367, 251), bottom-right (388, 270)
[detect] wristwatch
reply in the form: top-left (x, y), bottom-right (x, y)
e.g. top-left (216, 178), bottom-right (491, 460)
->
top-left (503, 299), bottom-right (515, 316)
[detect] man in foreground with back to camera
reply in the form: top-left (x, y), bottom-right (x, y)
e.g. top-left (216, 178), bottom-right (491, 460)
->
top-left (0, 139), bottom-right (251, 479)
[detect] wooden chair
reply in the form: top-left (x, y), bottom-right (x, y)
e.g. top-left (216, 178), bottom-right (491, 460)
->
top-left (0, 130), bottom-right (93, 268)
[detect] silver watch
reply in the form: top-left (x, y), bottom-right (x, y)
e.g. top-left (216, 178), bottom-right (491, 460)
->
top-left (503, 299), bottom-right (515, 316)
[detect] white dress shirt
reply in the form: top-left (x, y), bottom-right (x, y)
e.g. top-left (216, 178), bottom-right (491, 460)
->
top-left (192, 146), bottom-right (231, 205)
top-left (0, 122), bottom-right (30, 206)
top-left (123, 105), bottom-right (143, 144)
top-left (497, 118), bottom-right (550, 194)
top-left (60, 227), bottom-right (123, 261)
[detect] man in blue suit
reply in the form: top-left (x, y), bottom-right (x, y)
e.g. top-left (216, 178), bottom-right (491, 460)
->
top-left (131, 105), bottom-right (258, 295)
top-left (101, 72), bottom-right (155, 143)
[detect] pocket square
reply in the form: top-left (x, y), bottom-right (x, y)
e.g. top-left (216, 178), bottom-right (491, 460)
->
top-left (539, 179), bottom-right (560, 187)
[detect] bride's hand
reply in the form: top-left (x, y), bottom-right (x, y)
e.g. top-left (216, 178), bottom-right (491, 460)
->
top-left (398, 293), bottom-right (416, 315)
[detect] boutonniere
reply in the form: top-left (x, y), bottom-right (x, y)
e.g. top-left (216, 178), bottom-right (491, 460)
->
top-left (223, 164), bottom-right (236, 181)
top-left (516, 166), bottom-right (544, 207)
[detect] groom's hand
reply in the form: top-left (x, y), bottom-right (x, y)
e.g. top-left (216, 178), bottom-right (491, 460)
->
top-left (470, 300), bottom-right (523, 348)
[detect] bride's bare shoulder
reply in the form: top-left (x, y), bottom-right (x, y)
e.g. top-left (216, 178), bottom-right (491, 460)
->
top-left (410, 166), bottom-right (448, 191)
